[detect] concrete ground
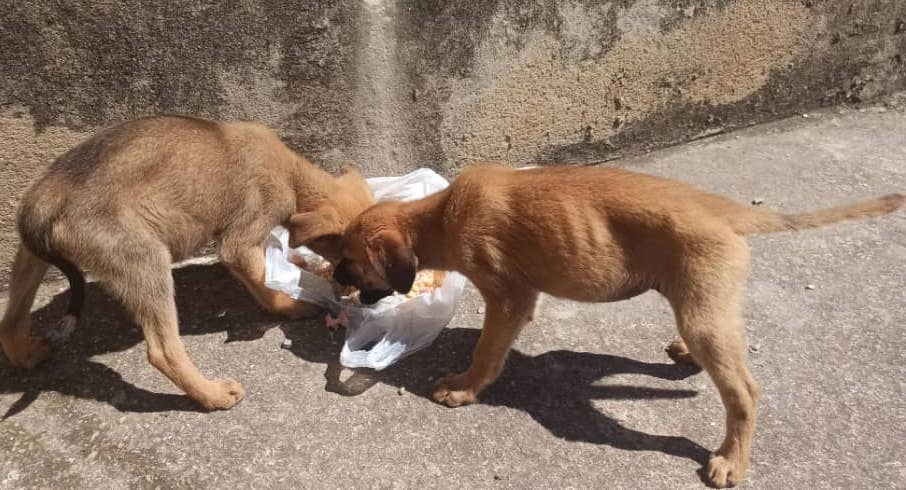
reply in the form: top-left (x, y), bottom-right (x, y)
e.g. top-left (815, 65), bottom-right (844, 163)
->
top-left (1, 104), bottom-right (904, 489)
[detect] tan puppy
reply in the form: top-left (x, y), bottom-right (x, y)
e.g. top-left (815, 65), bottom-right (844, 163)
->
top-left (332, 164), bottom-right (903, 487)
top-left (0, 115), bottom-right (373, 410)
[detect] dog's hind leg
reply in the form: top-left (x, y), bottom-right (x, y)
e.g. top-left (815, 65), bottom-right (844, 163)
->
top-left (100, 242), bottom-right (245, 410)
top-left (668, 239), bottom-right (759, 488)
top-left (433, 287), bottom-right (539, 407)
top-left (0, 244), bottom-right (51, 368)
top-left (675, 307), bottom-right (759, 488)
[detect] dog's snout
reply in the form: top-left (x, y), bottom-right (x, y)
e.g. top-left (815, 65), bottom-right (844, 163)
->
top-left (332, 259), bottom-right (354, 286)
top-left (359, 289), bottom-right (394, 305)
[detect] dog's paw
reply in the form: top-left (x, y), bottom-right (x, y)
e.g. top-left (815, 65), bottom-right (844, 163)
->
top-left (199, 378), bottom-right (246, 411)
top-left (1, 334), bottom-right (51, 369)
top-left (432, 373), bottom-right (479, 408)
top-left (707, 454), bottom-right (745, 488)
top-left (666, 338), bottom-right (699, 367)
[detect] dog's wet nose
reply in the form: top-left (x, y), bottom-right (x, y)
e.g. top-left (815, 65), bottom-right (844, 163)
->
top-left (359, 289), bottom-right (394, 305)
top-left (333, 260), bottom-right (353, 286)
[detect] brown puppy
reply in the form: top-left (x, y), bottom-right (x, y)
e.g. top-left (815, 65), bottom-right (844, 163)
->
top-left (0, 115), bottom-right (373, 410)
top-left (332, 164), bottom-right (903, 487)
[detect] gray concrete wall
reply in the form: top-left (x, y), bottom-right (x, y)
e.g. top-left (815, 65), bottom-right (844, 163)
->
top-left (2, 0), bottom-right (905, 288)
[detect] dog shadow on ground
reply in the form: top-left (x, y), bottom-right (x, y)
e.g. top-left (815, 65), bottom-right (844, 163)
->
top-left (0, 263), bottom-right (292, 416)
top-left (0, 262), bottom-right (708, 467)
top-left (284, 319), bottom-right (709, 466)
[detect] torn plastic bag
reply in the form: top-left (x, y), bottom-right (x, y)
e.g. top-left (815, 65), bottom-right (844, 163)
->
top-left (263, 168), bottom-right (467, 370)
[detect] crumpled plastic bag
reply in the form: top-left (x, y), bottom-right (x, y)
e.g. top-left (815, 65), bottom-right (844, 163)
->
top-left (263, 168), bottom-right (467, 370)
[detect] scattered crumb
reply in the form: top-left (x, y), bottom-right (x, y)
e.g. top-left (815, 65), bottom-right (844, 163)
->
top-left (325, 311), bottom-right (349, 330)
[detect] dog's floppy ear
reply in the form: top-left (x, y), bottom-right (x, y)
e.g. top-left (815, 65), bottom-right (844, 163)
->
top-left (287, 207), bottom-right (343, 249)
top-left (365, 230), bottom-right (417, 293)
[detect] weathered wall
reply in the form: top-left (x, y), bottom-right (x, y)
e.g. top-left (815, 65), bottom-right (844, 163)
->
top-left (1, 0), bottom-right (905, 287)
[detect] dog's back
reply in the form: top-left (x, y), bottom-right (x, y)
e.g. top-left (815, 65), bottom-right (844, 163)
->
top-left (453, 164), bottom-right (902, 239)
top-left (445, 165), bottom-right (695, 301)
top-left (445, 164), bottom-right (901, 302)
top-left (18, 116), bottom-right (302, 263)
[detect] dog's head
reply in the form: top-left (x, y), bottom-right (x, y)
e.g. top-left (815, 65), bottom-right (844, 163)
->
top-left (287, 166), bottom-right (374, 263)
top-left (331, 202), bottom-right (418, 305)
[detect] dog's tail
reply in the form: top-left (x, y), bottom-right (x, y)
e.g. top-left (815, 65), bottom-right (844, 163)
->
top-left (723, 193), bottom-right (904, 235)
top-left (9, 203), bottom-right (86, 342)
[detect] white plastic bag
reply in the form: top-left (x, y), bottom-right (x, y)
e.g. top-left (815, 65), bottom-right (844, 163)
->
top-left (263, 169), bottom-right (467, 370)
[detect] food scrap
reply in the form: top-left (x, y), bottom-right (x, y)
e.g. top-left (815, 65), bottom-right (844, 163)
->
top-left (325, 310), bottom-right (349, 330)
top-left (406, 270), bottom-right (447, 299)
top-left (344, 269), bottom-right (446, 304)
top-left (293, 257), bottom-right (446, 302)
top-left (288, 254), bottom-right (308, 269)
top-left (289, 256), bottom-right (447, 332)
top-left (291, 256), bottom-right (357, 297)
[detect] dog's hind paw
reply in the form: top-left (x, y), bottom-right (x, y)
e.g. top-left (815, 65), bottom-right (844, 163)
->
top-left (707, 454), bottom-right (746, 488)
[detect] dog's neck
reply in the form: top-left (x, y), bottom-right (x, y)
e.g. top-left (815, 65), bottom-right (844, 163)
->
top-left (398, 189), bottom-right (453, 271)
top-left (289, 156), bottom-right (337, 210)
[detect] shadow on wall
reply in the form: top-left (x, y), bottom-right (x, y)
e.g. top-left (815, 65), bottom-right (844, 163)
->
top-left (0, 262), bottom-right (706, 466)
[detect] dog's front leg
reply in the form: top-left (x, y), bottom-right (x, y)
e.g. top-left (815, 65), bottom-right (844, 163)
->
top-left (220, 242), bottom-right (322, 320)
top-left (433, 289), bottom-right (538, 408)
top-left (106, 245), bottom-right (246, 411)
